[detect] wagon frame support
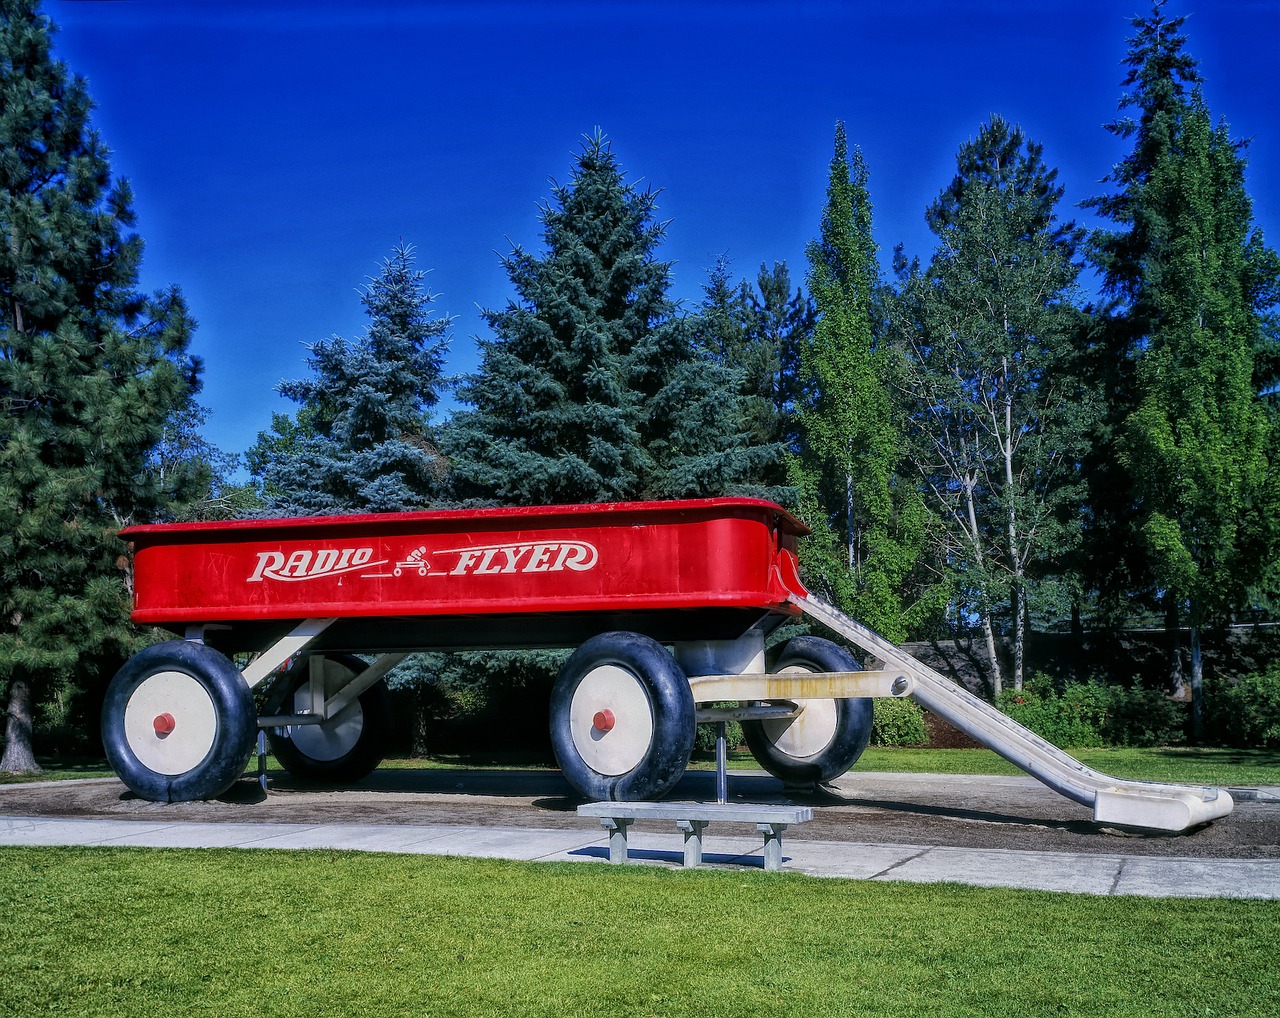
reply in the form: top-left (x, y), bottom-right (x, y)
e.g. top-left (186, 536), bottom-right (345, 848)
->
top-left (687, 668), bottom-right (912, 704)
top-left (193, 617), bottom-right (403, 728)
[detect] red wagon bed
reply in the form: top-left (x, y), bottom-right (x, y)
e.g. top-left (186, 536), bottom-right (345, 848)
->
top-left (124, 498), bottom-right (810, 653)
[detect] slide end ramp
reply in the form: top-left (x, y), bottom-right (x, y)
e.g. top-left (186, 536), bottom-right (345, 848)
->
top-left (790, 594), bottom-right (1234, 833)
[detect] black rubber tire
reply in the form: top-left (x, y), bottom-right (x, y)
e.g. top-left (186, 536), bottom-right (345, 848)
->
top-left (101, 640), bottom-right (257, 803)
top-left (742, 636), bottom-right (873, 787)
top-left (550, 631), bottom-right (695, 801)
top-left (266, 654), bottom-right (391, 784)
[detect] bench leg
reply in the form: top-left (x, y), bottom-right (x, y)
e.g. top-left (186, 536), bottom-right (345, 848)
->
top-left (599, 817), bottom-right (633, 864)
top-left (757, 822), bottom-right (789, 872)
top-left (676, 819), bottom-right (709, 867)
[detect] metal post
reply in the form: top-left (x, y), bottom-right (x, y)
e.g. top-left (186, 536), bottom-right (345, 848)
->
top-left (256, 729), bottom-right (268, 793)
top-left (715, 721), bottom-right (728, 804)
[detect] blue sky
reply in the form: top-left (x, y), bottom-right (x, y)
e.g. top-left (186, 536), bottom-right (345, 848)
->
top-left (48, 0), bottom-right (1280, 461)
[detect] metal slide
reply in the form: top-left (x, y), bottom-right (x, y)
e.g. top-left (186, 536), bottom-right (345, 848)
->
top-left (793, 594), bottom-right (1234, 832)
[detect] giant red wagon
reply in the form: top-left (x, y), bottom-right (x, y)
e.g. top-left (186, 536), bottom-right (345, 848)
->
top-left (104, 498), bottom-right (1233, 832)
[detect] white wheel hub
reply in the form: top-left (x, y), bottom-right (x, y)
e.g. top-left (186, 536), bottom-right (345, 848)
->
top-left (761, 665), bottom-right (839, 760)
top-left (569, 664), bottom-right (654, 776)
top-left (288, 660), bottom-right (363, 762)
top-left (123, 670), bottom-right (218, 775)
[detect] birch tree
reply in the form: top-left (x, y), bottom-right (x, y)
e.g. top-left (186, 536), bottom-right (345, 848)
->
top-left (895, 117), bottom-right (1092, 693)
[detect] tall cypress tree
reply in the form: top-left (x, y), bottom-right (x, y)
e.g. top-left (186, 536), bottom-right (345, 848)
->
top-left (0, 0), bottom-right (202, 770)
top-left (1088, 1), bottom-right (1280, 724)
top-left (801, 122), bottom-right (920, 642)
top-left (448, 131), bottom-right (770, 505)
top-left (1116, 89), bottom-right (1275, 730)
top-left (248, 243), bottom-right (451, 515)
top-left (1082, 0), bottom-right (1203, 654)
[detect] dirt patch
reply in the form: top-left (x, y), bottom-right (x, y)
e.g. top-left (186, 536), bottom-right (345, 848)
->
top-left (2, 766), bottom-right (1275, 862)
top-left (920, 713), bottom-right (982, 749)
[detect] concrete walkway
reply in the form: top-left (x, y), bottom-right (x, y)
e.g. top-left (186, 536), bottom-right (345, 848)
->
top-left (1, 809), bottom-right (1277, 899)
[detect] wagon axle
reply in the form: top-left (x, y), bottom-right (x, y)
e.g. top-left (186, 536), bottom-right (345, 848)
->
top-left (592, 709), bottom-right (615, 733)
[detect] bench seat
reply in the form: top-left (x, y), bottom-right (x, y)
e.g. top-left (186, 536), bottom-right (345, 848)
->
top-left (577, 801), bottom-right (812, 871)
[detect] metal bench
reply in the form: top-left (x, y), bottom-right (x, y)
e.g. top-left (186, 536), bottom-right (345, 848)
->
top-left (577, 801), bottom-right (812, 871)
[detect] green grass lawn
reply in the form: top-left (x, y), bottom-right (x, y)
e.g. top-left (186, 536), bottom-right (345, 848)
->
top-left (6, 745), bottom-right (1280, 787)
top-left (0, 846), bottom-right (1276, 1017)
top-left (0, 756), bottom-right (117, 782)
top-left (334, 744), bottom-right (1280, 787)
top-left (854, 745), bottom-right (1280, 786)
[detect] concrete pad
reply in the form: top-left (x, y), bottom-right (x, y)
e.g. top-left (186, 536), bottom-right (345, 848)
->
top-left (0, 817), bottom-right (178, 846)
top-left (107, 822), bottom-right (324, 849)
top-left (244, 823), bottom-right (461, 852)
top-left (1113, 857), bottom-right (1280, 900)
top-left (787, 840), bottom-right (933, 880)
top-left (401, 826), bottom-right (604, 862)
top-left (3, 813), bottom-right (1278, 899)
top-left (876, 845), bottom-right (1125, 896)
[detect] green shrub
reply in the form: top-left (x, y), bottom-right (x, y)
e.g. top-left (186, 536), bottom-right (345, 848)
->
top-left (997, 678), bottom-right (1186, 748)
top-left (33, 679), bottom-right (100, 756)
top-left (1098, 684), bottom-right (1185, 747)
top-left (998, 686), bottom-right (1100, 747)
top-left (997, 681), bottom-right (1107, 747)
top-left (1204, 666), bottom-right (1280, 748)
top-left (872, 697), bottom-right (927, 746)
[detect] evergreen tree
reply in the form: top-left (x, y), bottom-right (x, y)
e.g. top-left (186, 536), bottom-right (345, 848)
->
top-left (0, 0), bottom-right (202, 770)
top-left (249, 243), bottom-right (451, 515)
top-left (448, 131), bottom-right (772, 505)
top-left (697, 257), bottom-right (773, 447)
top-left (1116, 90), bottom-right (1276, 732)
top-left (1081, 0), bottom-right (1203, 657)
top-left (801, 122), bottom-right (920, 642)
top-left (749, 261), bottom-right (814, 452)
top-left (1088, 1), bottom-right (1280, 726)
top-left (895, 117), bottom-right (1093, 693)
top-left (692, 256), bottom-right (808, 498)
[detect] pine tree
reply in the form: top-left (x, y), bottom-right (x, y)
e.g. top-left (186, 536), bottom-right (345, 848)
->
top-left (249, 243), bottom-right (451, 515)
top-left (0, 0), bottom-right (202, 771)
top-left (801, 122), bottom-right (920, 642)
top-left (1088, 1), bottom-right (1280, 727)
top-left (691, 256), bottom-right (807, 499)
top-left (697, 257), bottom-right (771, 445)
top-left (448, 131), bottom-right (772, 505)
top-left (749, 261), bottom-right (814, 452)
top-left (895, 117), bottom-right (1092, 693)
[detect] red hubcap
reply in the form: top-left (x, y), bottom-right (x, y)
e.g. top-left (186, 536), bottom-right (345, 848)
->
top-left (153, 712), bottom-right (176, 737)
top-left (592, 709), bottom-right (615, 733)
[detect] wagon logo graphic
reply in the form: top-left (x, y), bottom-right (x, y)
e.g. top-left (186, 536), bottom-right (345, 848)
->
top-left (394, 546), bottom-right (431, 576)
top-left (247, 547), bottom-right (385, 582)
top-left (433, 540), bottom-right (599, 576)
top-left (246, 540), bottom-right (599, 582)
